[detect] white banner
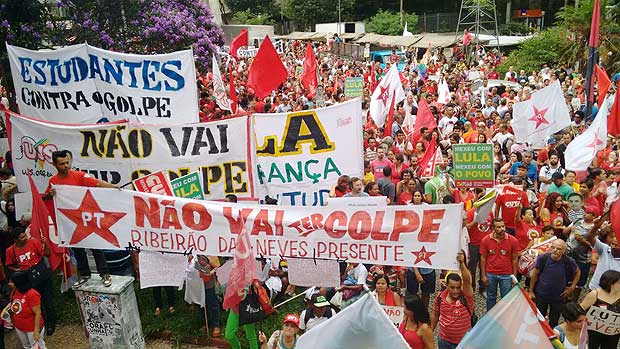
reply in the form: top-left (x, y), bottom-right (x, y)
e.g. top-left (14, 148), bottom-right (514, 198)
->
top-left (253, 99), bottom-right (364, 206)
top-left (138, 251), bottom-right (187, 289)
top-left (54, 186), bottom-right (463, 269)
top-left (10, 113), bottom-right (256, 201)
top-left (587, 306), bottom-right (620, 335)
top-left (382, 305), bottom-right (405, 327)
top-left (7, 43), bottom-right (198, 124)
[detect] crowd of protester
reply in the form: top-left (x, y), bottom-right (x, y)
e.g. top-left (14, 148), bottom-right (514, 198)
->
top-left (0, 34), bottom-right (618, 349)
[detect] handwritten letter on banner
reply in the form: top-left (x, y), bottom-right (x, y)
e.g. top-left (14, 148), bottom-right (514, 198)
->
top-left (252, 98), bottom-right (364, 206)
top-left (10, 113), bottom-right (255, 201)
top-left (7, 43), bottom-right (198, 124)
top-left (54, 186), bottom-right (464, 269)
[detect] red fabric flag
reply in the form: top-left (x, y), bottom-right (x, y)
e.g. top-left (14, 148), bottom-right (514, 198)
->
top-left (370, 63), bottom-right (377, 93)
top-left (411, 98), bottom-right (438, 144)
top-left (611, 199), bottom-right (620, 245)
top-left (609, 89), bottom-right (620, 137)
top-left (222, 216), bottom-right (257, 312)
top-left (229, 29), bottom-right (248, 59)
top-left (589, 0), bottom-right (601, 48)
top-left (229, 65), bottom-right (238, 114)
top-left (247, 36), bottom-right (287, 100)
top-left (27, 173), bottom-right (64, 271)
top-left (417, 137), bottom-right (437, 177)
top-left (300, 42), bottom-right (318, 98)
top-left (595, 64), bottom-right (611, 106)
top-left (383, 95), bottom-right (397, 138)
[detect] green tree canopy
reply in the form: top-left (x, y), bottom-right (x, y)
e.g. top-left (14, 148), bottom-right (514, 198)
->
top-left (231, 10), bottom-right (275, 25)
top-left (280, 0), bottom-right (354, 31)
top-left (365, 10), bottom-right (418, 36)
top-left (500, 27), bottom-right (570, 75)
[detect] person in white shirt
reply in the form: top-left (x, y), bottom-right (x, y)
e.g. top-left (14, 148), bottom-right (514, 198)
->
top-left (437, 104), bottom-right (459, 134)
top-left (299, 294), bottom-right (335, 333)
top-left (539, 152), bottom-right (565, 193)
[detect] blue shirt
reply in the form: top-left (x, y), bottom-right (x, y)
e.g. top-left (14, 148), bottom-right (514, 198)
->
top-left (509, 161), bottom-right (538, 180)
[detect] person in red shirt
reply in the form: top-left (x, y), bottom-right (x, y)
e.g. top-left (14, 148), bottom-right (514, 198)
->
top-left (44, 150), bottom-right (118, 289)
top-left (7, 271), bottom-right (46, 348)
top-left (514, 206), bottom-right (541, 253)
top-left (494, 179), bottom-right (529, 236)
top-left (480, 218), bottom-right (519, 310)
top-left (465, 198), bottom-right (493, 294)
top-left (5, 226), bottom-right (55, 336)
top-left (431, 251), bottom-right (474, 347)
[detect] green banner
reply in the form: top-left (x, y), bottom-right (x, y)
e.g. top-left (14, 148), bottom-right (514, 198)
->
top-left (344, 77), bottom-right (364, 99)
top-left (170, 172), bottom-right (204, 200)
top-left (452, 143), bottom-right (494, 188)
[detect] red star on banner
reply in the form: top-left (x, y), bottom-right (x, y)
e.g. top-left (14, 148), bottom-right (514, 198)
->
top-left (528, 106), bottom-right (550, 128)
top-left (411, 246), bottom-right (436, 265)
top-left (378, 85), bottom-right (391, 107)
top-left (586, 130), bottom-right (604, 155)
top-left (59, 190), bottom-right (126, 247)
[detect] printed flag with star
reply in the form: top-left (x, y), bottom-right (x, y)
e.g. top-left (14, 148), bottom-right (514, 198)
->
top-left (565, 97), bottom-right (609, 172)
top-left (369, 64), bottom-right (405, 127)
top-left (511, 80), bottom-right (571, 146)
top-left (57, 188), bottom-right (126, 248)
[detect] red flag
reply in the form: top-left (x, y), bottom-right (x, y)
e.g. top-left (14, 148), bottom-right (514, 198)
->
top-left (589, 0), bottom-right (601, 48)
top-left (370, 63), bottom-right (377, 93)
top-left (300, 42), bottom-right (318, 98)
top-left (411, 98), bottom-right (437, 144)
top-left (247, 36), bottom-right (287, 100)
top-left (611, 199), bottom-right (620, 245)
top-left (229, 65), bottom-right (238, 114)
top-left (222, 216), bottom-right (257, 311)
top-left (27, 174), bottom-right (64, 271)
top-left (229, 29), bottom-right (248, 59)
top-left (417, 137), bottom-right (437, 177)
top-left (595, 64), bottom-right (611, 106)
top-left (609, 89), bottom-right (620, 137)
top-left (383, 95), bottom-right (397, 138)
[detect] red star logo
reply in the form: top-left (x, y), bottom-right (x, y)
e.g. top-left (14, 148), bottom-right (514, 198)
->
top-left (586, 130), bottom-right (604, 155)
top-left (378, 85), bottom-right (391, 107)
top-left (411, 246), bottom-right (436, 265)
top-left (59, 190), bottom-right (126, 247)
top-left (528, 106), bottom-right (550, 128)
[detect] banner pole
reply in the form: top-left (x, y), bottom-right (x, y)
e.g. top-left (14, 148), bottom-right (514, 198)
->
top-left (273, 292), bottom-right (305, 309)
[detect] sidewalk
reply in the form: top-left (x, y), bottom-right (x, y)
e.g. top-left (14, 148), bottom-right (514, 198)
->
top-left (4, 324), bottom-right (216, 349)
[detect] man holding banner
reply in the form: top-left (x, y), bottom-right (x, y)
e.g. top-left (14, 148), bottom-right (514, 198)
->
top-left (45, 150), bottom-right (118, 288)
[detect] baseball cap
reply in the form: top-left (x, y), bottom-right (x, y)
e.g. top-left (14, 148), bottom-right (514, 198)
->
top-left (283, 314), bottom-right (300, 327)
top-left (312, 294), bottom-right (330, 308)
top-left (585, 205), bottom-right (599, 215)
top-left (547, 137), bottom-right (557, 145)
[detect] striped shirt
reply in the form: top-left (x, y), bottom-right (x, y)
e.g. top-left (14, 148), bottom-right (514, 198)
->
top-left (434, 289), bottom-right (474, 344)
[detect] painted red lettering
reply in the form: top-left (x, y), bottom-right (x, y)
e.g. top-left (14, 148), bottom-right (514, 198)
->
top-left (324, 211), bottom-right (347, 238)
top-left (418, 209), bottom-right (445, 242)
top-left (181, 203), bottom-right (212, 231)
top-left (391, 211), bottom-right (420, 241)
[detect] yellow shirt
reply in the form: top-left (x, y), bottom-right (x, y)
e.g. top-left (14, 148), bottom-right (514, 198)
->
top-left (363, 172), bottom-right (375, 185)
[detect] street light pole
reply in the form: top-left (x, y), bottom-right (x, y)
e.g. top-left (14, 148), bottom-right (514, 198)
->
top-left (338, 0), bottom-right (341, 35)
top-left (400, 0), bottom-right (403, 26)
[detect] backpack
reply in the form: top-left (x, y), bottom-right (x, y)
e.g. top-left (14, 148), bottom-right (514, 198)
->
top-left (436, 293), bottom-right (477, 327)
top-left (538, 253), bottom-right (575, 284)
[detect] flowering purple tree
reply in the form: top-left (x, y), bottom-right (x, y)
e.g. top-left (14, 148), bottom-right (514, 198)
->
top-left (58, 0), bottom-right (224, 71)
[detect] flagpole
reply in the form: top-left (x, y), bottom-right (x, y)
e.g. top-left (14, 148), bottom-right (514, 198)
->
top-left (585, 0), bottom-right (601, 120)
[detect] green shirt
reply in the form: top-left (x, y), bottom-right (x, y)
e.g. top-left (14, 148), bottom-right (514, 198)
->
top-left (547, 183), bottom-right (574, 200)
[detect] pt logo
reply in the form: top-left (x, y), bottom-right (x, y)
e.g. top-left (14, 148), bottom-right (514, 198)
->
top-left (59, 190), bottom-right (126, 247)
top-left (16, 136), bottom-right (58, 169)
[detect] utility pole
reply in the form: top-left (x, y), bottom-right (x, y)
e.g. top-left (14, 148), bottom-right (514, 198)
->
top-left (338, 0), bottom-right (341, 35)
top-left (455, 0), bottom-right (500, 51)
top-left (400, 0), bottom-right (404, 26)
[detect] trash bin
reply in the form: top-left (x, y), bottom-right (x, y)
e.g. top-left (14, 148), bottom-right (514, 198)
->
top-left (74, 275), bottom-right (145, 349)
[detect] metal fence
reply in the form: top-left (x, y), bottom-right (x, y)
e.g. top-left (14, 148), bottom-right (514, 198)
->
top-left (417, 12), bottom-right (459, 33)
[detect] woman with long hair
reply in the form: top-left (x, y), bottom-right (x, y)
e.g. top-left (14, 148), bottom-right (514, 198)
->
top-left (400, 294), bottom-right (434, 349)
top-left (364, 182), bottom-right (381, 197)
top-left (580, 270), bottom-right (620, 349)
top-left (539, 192), bottom-right (569, 239)
top-left (7, 271), bottom-right (46, 349)
top-left (553, 303), bottom-right (587, 349)
top-left (371, 274), bottom-right (402, 307)
top-left (391, 153), bottom-right (409, 185)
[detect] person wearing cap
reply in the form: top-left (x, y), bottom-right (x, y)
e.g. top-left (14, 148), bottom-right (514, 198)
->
top-left (547, 172), bottom-right (574, 200)
top-left (258, 314), bottom-right (300, 349)
top-left (298, 294), bottom-right (334, 333)
top-left (536, 137), bottom-right (558, 167)
top-left (509, 150), bottom-right (538, 189)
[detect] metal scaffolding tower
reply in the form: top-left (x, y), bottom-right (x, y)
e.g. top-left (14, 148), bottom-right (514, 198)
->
top-left (455, 0), bottom-right (500, 51)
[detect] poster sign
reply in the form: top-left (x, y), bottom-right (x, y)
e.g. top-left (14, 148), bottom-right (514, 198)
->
top-left (132, 171), bottom-right (173, 195)
top-left (7, 43), bottom-right (198, 124)
top-left (54, 185), bottom-right (464, 269)
top-left (252, 99), bottom-right (363, 206)
top-left (10, 112), bottom-right (255, 201)
top-left (238, 47), bottom-right (259, 58)
top-left (78, 293), bottom-right (122, 341)
top-left (344, 77), bottom-right (364, 99)
top-left (286, 257), bottom-right (341, 287)
top-left (295, 66), bottom-right (304, 78)
top-left (170, 171), bottom-right (204, 200)
top-left (382, 305), bottom-right (405, 327)
top-left (138, 251), bottom-right (187, 289)
top-left (327, 196), bottom-right (388, 207)
top-left (452, 144), bottom-right (494, 188)
top-left (587, 306), bottom-right (620, 335)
